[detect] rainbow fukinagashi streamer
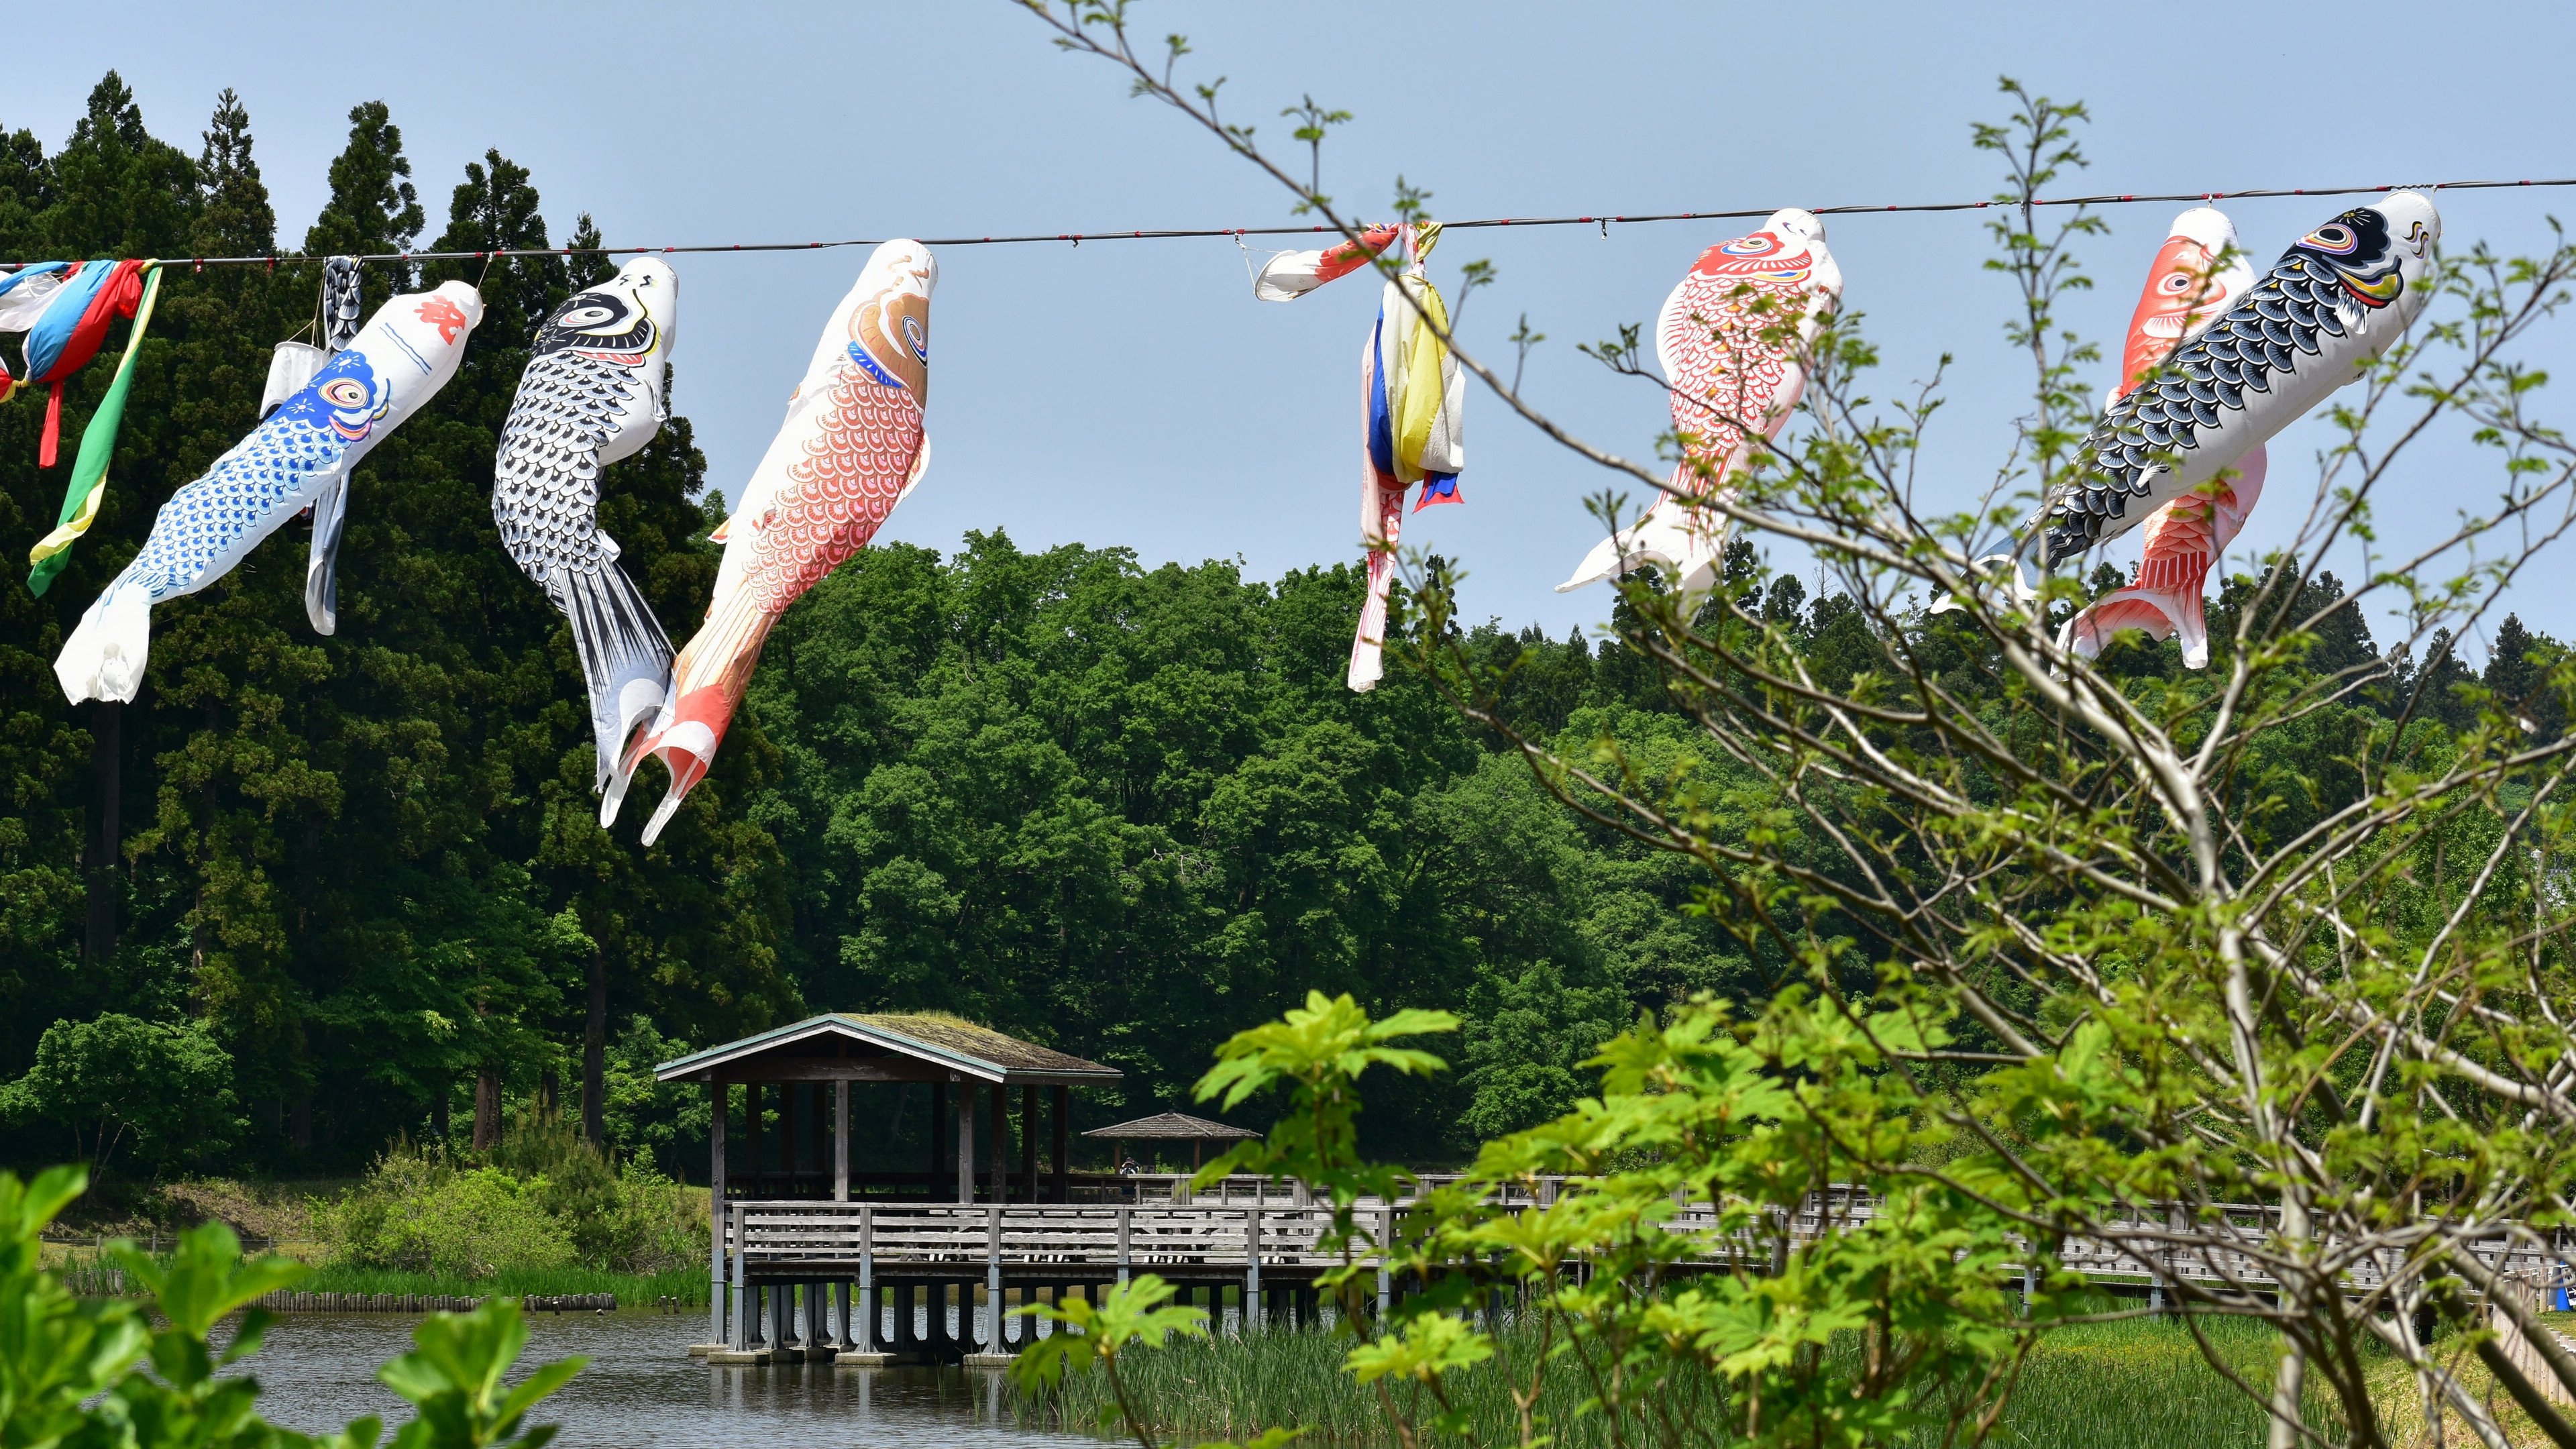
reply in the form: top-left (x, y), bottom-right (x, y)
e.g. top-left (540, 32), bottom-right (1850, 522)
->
top-left (0, 259), bottom-right (150, 469)
top-left (25, 264), bottom-right (164, 596)
top-left (1254, 222), bottom-right (1464, 692)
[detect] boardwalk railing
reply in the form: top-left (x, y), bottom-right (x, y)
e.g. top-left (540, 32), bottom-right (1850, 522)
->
top-left (700, 1191), bottom-right (2576, 1360)
top-left (721, 1192), bottom-right (2576, 1290)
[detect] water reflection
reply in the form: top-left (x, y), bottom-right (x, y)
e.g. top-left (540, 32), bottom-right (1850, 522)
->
top-left (233, 1310), bottom-right (1093, 1448)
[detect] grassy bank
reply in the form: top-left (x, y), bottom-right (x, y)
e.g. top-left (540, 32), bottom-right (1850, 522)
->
top-left (1010, 1303), bottom-right (2374, 1447)
top-left (40, 1119), bottom-right (713, 1309)
top-left (48, 1250), bottom-right (708, 1307)
top-left (294, 1263), bottom-right (709, 1305)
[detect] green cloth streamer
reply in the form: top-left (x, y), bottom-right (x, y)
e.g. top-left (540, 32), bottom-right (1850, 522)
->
top-left (28, 264), bottom-right (162, 596)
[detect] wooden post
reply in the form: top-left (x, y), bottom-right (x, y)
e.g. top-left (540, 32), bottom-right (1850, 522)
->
top-left (745, 1083), bottom-right (763, 1193)
top-left (811, 1082), bottom-right (828, 1193)
top-left (928, 1082), bottom-right (947, 1200)
top-left (955, 1081), bottom-right (975, 1204)
top-left (709, 1082), bottom-right (728, 1348)
top-left (1019, 1085), bottom-right (1038, 1205)
top-left (728, 1203), bottom-right (748, 1350)
top-left (859, 1206), bottom-right (876, 1352)
top-left (989, 1081), bottom-right (1008, 1206)
top-left (779, 1081), bottom-right (797, 1190)
top-left (1245, 1205), bottom-right (1262, 1334)
top-left (1116, 1206), bottom-right (1132, 1285)
top-left (1050, 1085), bottom-right (1069, 1203)
top-left (833, 1081), bottom-right (850, 1203)
top-left (985, 1204), bottom-right (1004, 1354)
top-left (1377, 1207), bottom-right (1392, 1319)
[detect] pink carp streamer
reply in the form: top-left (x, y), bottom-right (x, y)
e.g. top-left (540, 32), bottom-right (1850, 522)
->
top-left (625, 240), bottom-right (935, 845)
top-left (1557, 209), bottom-right (1841, 605)
top-left (2061, 208), bottom-right (2264, 669)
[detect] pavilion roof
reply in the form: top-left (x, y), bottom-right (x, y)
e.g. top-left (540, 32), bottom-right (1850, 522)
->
top-left (1082, 1111), bottom-right (1261, 1140)
top-left (653, 1012), bottom-right (1121, 1088)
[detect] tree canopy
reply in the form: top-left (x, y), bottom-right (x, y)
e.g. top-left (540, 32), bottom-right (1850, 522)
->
top-left (0, 74), bottom-right (1764, 1178)
top-left (3, 73), bottom-right (2568, 1197)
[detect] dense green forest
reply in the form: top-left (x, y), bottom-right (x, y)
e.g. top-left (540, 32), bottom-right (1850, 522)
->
top-left (0, 75), bottom-right (2555, 1189)
top-left (0, 74), bottom-right (1749, 1183)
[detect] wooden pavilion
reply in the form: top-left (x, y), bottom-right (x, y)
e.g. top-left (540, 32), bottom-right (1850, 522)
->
top-left (1085, 1110), bottom-right (1260, 1172)
top-left (655, 1012), bottom-right (1122, 1208)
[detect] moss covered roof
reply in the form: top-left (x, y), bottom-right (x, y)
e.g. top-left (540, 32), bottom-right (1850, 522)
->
top-left (653, 1011), bottom-right (1120, 1085)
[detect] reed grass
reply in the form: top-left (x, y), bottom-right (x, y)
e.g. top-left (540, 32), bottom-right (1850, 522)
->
top-left (1014, 1311), bottom-right (1725, 1448)
top-left (1992, 1309), bottom-right (2344, 1447)
top-left (1012, 1299), bottom-right (2369, 1446)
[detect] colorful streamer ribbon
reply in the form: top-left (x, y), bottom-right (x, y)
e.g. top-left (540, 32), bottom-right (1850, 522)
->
top-left (1381, 223), bottom-right (1463, 513)
top-left (4, 259), bottom-right (149, 467)
top-left (29, 264), bottom-right (162, 596)
top-left (1250, 221), bottom-right (1467, 691)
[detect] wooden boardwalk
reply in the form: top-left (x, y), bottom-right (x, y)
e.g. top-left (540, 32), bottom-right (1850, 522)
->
top-left (698, 1183), bottom-right (2576, 1365)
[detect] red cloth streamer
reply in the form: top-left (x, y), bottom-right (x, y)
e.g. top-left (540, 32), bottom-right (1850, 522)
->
top-left (22, 260), bottom-right (148, 468)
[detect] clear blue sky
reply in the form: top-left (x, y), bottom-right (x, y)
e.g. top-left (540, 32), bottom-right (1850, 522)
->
top-left (15, 1), bottom-right (2576, 659)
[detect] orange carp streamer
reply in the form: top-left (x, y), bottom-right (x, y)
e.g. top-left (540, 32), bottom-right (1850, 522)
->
top-left (2061, 207), bottom-right (2265, 669)
top-left (625, 240), bottom-right (935, 845)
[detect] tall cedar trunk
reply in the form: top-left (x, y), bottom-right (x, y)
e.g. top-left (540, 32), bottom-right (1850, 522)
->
top-left (85, 700), bottom-right (119, 961)
top-left (474, 1068), bottom-right (502, 1150)
top-left (191, 698), bottom-right (215, 985)
top-left (582, 948), bottom-right (606, 1146)
top-left (290, 1095), bottom-right (312, 1150)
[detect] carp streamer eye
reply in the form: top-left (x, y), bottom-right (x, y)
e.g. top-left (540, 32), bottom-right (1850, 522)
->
top-left (560, 304), bottom-right (618, 330)
top-left (2160, 270), bottom-right (2198, 294)
top-left (322, 379), bottom-right (369, 409)
top-left (2302, 224), bottom-right (2359, 255)
top-left (903, 314), bottom-right (927, 362)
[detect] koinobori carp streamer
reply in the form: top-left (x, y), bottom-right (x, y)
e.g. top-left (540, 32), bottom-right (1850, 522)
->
top-left (2059, 208), bottom-right (2267, 669)
top-left (52, 282), bottom-right (484, 704)
top-left (1557, 209), bottom-right (1842, 606)
top-left (2043, 193), bottom-right (2441, 568)
top-left (624, 240), bottom-right (935, 846)
top-left (491, 258), bottom-right (684, 822)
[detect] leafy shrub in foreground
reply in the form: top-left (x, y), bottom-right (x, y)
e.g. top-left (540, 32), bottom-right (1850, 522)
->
top-left (0, 1163), bottom-right (583, 1448)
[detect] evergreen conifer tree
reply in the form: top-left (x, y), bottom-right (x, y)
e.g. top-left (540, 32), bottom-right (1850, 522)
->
top-left (303, 101), bottom-right (422, 263)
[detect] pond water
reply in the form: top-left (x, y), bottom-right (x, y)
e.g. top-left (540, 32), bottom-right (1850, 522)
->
top-left (233, 1309), bottom-right (1096, 1448)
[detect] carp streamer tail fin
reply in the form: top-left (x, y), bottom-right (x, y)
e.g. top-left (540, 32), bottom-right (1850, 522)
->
top-left (624, 592), bottom-right (778, 847)
top-left (54, 584), bottom-right (152, 704)
top-left (559, 559), bottom-right (678, 823)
